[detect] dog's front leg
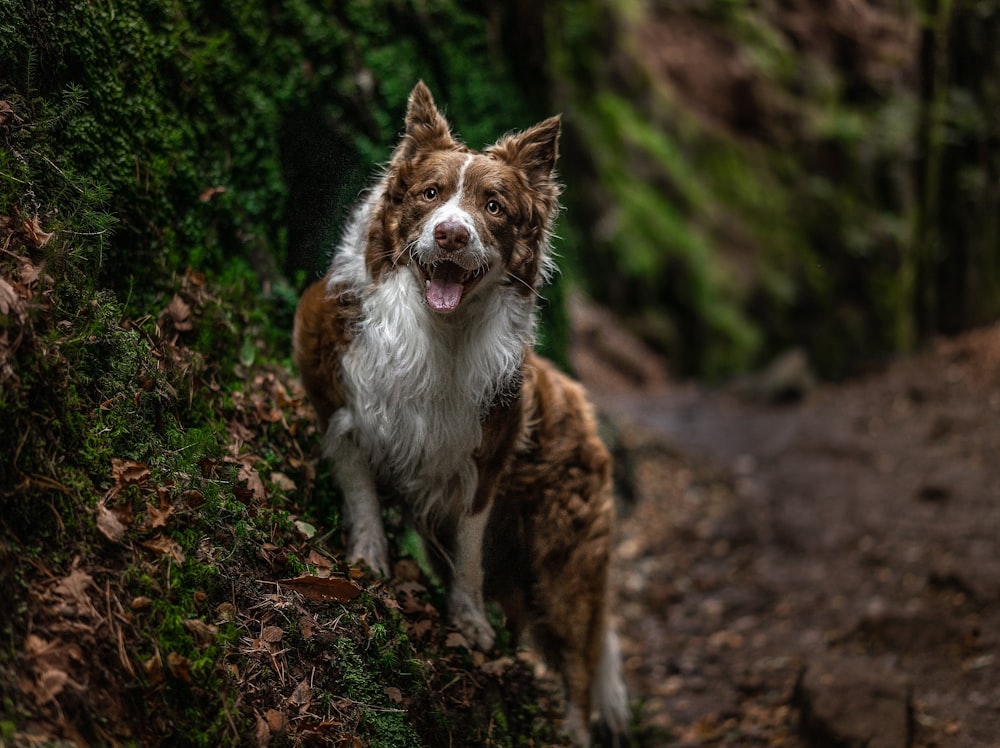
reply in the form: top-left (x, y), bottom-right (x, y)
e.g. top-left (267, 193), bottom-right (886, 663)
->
top-left (448, 506), bottom-right (495, 651)
top-left (332, 438), bottom-right (390, 577)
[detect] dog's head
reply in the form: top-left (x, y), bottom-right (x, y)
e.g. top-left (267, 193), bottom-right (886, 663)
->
top-left (367, 82), bottom-right (561, 314)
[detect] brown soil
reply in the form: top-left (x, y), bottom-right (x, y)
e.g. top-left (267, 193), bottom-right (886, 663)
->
top-left (572, 297), bottom-right (1000, 746)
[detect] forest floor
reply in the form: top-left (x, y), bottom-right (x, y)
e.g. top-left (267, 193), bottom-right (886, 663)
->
top-left (570, 298), bottom-right (1000, 747)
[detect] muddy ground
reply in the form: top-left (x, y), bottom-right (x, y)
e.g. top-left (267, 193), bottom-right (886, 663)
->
top-left (571, 299), bottom-right (1000, 747)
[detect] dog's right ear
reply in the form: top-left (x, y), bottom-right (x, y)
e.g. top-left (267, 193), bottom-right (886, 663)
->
top-left (392, 81), bottom-right (456, 162)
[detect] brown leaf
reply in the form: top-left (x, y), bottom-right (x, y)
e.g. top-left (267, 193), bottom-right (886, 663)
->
top-left (183, 619), bottom-right (219, 647)
top-left (395, 580), bottom-right (427, 615)
top-left (50, 568), bottom-right (99, 620)
top-left (144, 652), bottom-right (165, 685)
top-left (141, 534), bottom-right (186, 564)
top-left (35, 668), bottom-right (70, 705)
top-left (479, 656), bottom-right (514, 676)
top-left (261, 625), bottom-right (284, 643)
top-left (167, 295), bottom-right (193, 331)
top-left (145, 498), bottom-right (173, 530)
top-left (307, 549), bottom-right (333, 570)
top-left (265, 708), bottom-right (287, 733)
top-left (20, 260), bottom-right (41, 285)
top-left (167, 652), bottom-right (192, 683)
top-left (254, 712), bottom-right (271, 748)
top-left (384, 686), bottom-right (403, 704)
top-left (276, 574), bottom-right (362, 604)
top-left (97, 499), bottom-right (131, 542)
top-left (227, 452), bottom-right (267, 502)
top-left (0, 277), bottom-right (22, 317)
top-left (271, 471), bottom-right (296, 493)
top-left (23, 215), bottom-right (53, 248)
top-left (288, 678), bottom-right (311, 706)
top-left (299, 615), bottom-right (317, 639)
top-left (198, 185), bottom-right (228, 202)
top-left (445, 632), bottom-right (470, 649)
top-left (0, 100), bottom-right (19, 127)
top-left (110, 458), bottom-right (151, 489)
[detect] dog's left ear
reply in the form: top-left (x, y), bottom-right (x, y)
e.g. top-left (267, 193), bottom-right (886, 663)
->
top-left (488, 115), bottom-right (561, 188)
top-left (392, 81), bottom-right (456, 162)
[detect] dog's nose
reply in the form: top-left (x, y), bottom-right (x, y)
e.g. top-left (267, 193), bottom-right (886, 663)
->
top-left (434, 219), bottom-right (469, 253)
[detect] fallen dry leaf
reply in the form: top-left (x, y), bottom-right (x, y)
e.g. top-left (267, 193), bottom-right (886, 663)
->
top-left (395, 580), bottom-right (428, 615)
top-left (299, 615), bottom-right (317, 639)
top-left (34, 667), bottom-right (71, 705)
top-left (167, 652), bottom-right (192, 683)
top-left (271, 471), bottom-right (296, 493)
top-left (49, 568), bottom-right (100, 620)
top-left (198, 185), bottom-right (228, 202)
top-left (97, 499), bottom-right (131, 542)
top-left (261, 625), bottom-right (284, 643)
top-left (288, 678), bottom-right (311, 706)
top-left (307, 549), bottom-right (333, 570)
top-left (254, 712), bottom-right (271, 748)
top-left (183, 618), bottom-right (219, 647)
top-left (141, 534), bottom-right (186, 564)
top-left (20, 260), bottom-right (41, 285)
top-left (0, 277), bottom-right (22, 317)
top-left (145, 497), bottom-right (173, 530)
top-left (108, 458), bottom-right (151, 499)
top-left (266, 708), bottom-right (287, 733)
top-left (480, 656), bottom-right (514, 676)
top-left (167, 295), bottom-right (193, 331)
top-left (23, 215), bottom-right (53, 247)
top-left (275, 574), bottom-right (362, 604)
top-left (144, 652), bottom-right (165, 685)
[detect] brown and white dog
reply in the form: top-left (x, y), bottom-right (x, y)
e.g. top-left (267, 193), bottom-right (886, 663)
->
top-left (293, 82), bottom-right (627, 744)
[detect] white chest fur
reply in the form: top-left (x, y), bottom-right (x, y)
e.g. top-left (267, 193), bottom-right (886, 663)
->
top-left (327, 256), bottom-right (534, 526)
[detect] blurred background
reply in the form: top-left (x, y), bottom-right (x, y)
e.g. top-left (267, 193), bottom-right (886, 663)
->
top-left (4, 0), bottom-right (998, 382)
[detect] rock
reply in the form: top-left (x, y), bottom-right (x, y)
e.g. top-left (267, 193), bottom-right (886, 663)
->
top-left (793, 655), bottom-right (913, 748)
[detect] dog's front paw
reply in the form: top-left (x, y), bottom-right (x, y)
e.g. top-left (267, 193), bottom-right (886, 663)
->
top-left (448, 589), bottom-right (495, 651)
top-left (346, 528), bottom-right (390, 578)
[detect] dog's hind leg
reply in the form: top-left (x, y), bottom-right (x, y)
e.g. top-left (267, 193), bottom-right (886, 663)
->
top-left (592, 626), bottom-right (629, 742)
top-left (447, 507), bottom-right (496, 651)
top-left (529, 503), bottom-right (627, 746)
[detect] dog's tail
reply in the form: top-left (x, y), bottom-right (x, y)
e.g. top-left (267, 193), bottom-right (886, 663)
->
top-left (592, 625), bottom-right (629, 738)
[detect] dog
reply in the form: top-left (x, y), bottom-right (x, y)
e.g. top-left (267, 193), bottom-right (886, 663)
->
top-left (293, 81), bottom-right (627, 744)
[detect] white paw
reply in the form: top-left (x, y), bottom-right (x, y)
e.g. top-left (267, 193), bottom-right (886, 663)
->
top-left (346, 528), bottom-right (390, 577)
top-left (448, 589), bottom-right (495, 651)
top-left (563, 703), bottom-right (591, 747)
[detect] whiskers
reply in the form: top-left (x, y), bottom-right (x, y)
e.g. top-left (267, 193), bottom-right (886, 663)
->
top-left (365, 243), bottom-right (414, 269)
top-left (505, 271), bottom-right (547, 301)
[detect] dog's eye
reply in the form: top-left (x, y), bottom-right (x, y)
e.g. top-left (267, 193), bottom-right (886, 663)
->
top-left (422, 187), bottom-right (438, 201)
top-left (485, 199), bottom-right (502, 215)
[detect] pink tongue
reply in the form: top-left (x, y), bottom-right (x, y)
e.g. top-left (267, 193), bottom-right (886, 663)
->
top-left (426, 264), bottom-right (465, 312)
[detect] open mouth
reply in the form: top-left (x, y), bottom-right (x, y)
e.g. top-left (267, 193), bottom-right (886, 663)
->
top-left (418, 260), bottom-right (488, 313)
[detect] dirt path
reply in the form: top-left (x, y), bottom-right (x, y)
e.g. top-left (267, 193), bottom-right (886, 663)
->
top-left (572, 300), bottom-right (1000, 746)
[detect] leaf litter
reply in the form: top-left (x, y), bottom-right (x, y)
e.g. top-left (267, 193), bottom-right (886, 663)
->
top-left (3, 243), bottom-right (567, 746)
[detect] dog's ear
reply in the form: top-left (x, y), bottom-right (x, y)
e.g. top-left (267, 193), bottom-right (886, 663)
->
top-left (487, 115), bottom-right (561, 188)
top-left (392, 81), bottom-right (456, 162)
